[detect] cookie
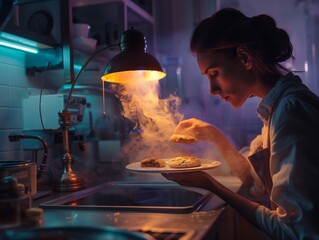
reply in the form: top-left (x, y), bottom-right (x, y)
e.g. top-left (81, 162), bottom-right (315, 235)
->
top-left (169, 134), bottom-right (197, 143)
top-left (141, 158), bottom-right (166, 168)
top-left (167, 156), bottom-right (201, 168)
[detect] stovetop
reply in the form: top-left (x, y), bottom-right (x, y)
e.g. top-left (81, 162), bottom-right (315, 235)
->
top-left (40, 181), bottom-right (213, 214)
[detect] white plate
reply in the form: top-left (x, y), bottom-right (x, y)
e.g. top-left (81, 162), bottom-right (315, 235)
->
top-left (126, 160), bottom-right (221, 173)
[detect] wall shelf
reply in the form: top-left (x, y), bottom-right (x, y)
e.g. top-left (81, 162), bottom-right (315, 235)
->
top-left (71, 0), bottom-right (156, 53)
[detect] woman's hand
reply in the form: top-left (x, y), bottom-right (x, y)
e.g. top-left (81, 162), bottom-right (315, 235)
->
top-left (162, 171), bottom-right (215, 191)
top-left (172, 118), bottom-right (256, 190)
top-left (174, 118), bottom-right (223, 142)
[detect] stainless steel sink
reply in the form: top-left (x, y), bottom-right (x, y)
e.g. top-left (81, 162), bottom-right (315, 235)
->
top-left (40, 181), bottom-right (213, 214)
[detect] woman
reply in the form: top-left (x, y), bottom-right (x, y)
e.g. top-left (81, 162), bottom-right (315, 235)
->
top-left (163, 8), bottom-right (319, 240)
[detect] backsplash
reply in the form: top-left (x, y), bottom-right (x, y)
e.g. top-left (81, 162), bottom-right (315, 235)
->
top-left (0, 46), bottom-right (62, 161)
top-left (0, 47), bottom-right (29, 160)
top-left (0, 45), bottom-right (121, 170)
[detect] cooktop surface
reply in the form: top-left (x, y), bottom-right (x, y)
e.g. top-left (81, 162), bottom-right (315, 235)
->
top-left (40, 181), bottom-right (212, 213)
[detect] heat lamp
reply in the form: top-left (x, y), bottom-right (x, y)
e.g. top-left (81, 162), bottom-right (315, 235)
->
top-left (102, 28), bottom-right (166, 83)
top-left (54, 28), bottom-right (166, 192)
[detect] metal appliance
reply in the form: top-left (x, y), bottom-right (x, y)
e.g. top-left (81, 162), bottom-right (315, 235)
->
top-left (22, 94), bottom-right (86, 130)
top-left (39, 181), bottom-right (214, 240)
top-left (40, 181), bottom-right (213, 213)
top-left (0, 161), bottom-right (37, 195)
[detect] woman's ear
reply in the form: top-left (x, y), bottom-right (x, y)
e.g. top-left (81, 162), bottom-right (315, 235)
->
top-left (236, 46), bottom-right (253, 70)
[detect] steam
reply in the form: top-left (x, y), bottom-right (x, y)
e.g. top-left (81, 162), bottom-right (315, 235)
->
top-left (111, 80), bottom-right (185, 162)
top-left (109, 79), bottom-right (231, 178)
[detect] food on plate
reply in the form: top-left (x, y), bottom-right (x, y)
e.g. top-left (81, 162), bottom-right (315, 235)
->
top-left (141, 158), bottom-right (166, 168)
top-left (167, 156), bottom-right (201, 168)
top-left (169, 134), bottom-right (197, 143)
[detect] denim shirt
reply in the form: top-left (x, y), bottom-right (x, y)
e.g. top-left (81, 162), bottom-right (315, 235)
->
top-left (254, 72), bottom-right (319, 240)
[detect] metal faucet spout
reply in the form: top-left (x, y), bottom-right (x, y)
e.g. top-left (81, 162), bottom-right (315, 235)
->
top-left (8, 133), bottom-right (48, 179)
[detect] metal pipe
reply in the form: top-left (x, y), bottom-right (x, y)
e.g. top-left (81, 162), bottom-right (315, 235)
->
top-left (8, 134), bottom-right (48, 179)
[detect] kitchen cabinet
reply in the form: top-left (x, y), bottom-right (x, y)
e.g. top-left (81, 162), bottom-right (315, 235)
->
top-left (71, 0), bottom-right (155, 51)
top-left (2, 0), bottom-right (157, 83)
top-left (70, 0), bottom-right (157, 85)
top-left (0, 0), bottom-right (69, 77)
top-left (1, 0), bottom-right (61, 49)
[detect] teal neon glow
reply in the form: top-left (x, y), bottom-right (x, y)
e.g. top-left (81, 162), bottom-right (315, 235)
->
top-left (0, 32), bottom-right (52, 49)
top-left (0, 31), bottom-right (54, 53)
top-left (74, 64), bottom-right (82, 71)
top-left (1, 32), bottom-right (37, 46)
top-left (0, 40), bottom-right (38, 53)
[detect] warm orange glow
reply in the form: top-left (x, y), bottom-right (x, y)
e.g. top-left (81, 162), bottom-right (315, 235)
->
top-left (69, 201), bottom-right (78, 206)
top-left (109, 79), bottom-right (183, 163)
top-left (101, 70), bottom-right (166, 83)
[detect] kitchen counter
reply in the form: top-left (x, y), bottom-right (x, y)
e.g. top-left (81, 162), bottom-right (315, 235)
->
top-left (41, 208), bottom-right (224, 239)
top-left (33, 176), bottom-right (242, 240)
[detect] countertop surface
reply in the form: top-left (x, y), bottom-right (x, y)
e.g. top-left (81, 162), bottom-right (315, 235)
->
top-left (33, 176), bottom-right (242, 240)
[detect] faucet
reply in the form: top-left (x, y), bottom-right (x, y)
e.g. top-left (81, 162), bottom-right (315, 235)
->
top-left (8, 134), bottom-right (48, 179)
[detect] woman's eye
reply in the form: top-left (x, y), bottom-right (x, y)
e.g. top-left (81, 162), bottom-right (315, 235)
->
top-left (209, 72), bottom-right (218, 80)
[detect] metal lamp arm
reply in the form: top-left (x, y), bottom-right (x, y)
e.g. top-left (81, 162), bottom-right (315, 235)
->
top-left (64, 43), bottom-right (118, 111)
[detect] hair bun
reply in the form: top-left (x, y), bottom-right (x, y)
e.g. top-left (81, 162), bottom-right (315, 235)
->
top-left (251, 14), bottom-right (276, 28)
top-left (250, 14), bottom-right (293, 62)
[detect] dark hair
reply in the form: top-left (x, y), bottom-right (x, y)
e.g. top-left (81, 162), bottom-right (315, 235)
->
top-left (190, 8), bottom-right (294, 74)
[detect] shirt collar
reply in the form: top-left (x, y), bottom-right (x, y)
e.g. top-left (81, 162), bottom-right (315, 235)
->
top-left (257, 72), bottom-right (301, 122)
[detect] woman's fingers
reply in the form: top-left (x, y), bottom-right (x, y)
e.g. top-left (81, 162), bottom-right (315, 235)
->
top-left (179, 120), bottom-right (193, 128)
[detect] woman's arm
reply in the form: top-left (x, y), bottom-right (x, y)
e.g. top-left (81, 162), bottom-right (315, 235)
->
top-left (163, 171), bottom-right (260, 228)
top-left (173, 118), bottom-right (255, 188)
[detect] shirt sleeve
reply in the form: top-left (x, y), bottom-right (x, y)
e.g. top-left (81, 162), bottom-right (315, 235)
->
top-left (255, 95), bottom-right (319, 240)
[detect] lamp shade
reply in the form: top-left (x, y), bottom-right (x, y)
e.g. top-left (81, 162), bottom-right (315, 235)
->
top-left (101, 28), bottom-right (166, 83)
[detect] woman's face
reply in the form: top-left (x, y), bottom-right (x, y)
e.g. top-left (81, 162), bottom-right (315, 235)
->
top-left (196, 49), bottom-right (255, 108)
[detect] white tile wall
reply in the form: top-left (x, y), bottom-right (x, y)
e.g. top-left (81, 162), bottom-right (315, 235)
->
top-left (0, 46), bottom-right (39, 160)
top-left (0, 86), bottom-right (11, 106)
top-left (0, 44), bottom-right (116, 162)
